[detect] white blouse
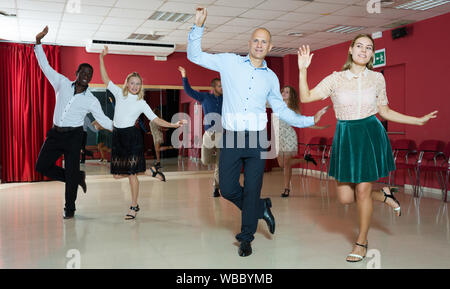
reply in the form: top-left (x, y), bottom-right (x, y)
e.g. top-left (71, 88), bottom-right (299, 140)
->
top-left (314, 68), bottom-right (389, 120)
top-left (107, 81), bottom-right (157, 128)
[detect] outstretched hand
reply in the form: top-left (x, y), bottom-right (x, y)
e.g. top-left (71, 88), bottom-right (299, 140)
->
top-left (101, 45), bottom-right (109, 58)
top-left (417, 110), bottom-right (438, 126)
top-left (178, 66), bottom-right (186, 78)
top-left (174, 119), bottom-right (188, 128)
top-left (298, 45), bottom-right (314, 70)
top-left (195, 7), bottom-right (207, 27)
top-left (36, 26), bottom-right (48, 44)
top-left (314, 105), bottom-right (331, 125)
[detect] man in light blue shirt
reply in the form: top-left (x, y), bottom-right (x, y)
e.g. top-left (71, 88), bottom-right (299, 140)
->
top-left (188, 8), bottom-right (330, 257)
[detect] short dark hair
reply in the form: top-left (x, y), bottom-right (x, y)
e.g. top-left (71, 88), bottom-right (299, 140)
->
top-left (211, 78), bottom-right (220, 87)
top-left (76, 63), bottom-right (94, 74)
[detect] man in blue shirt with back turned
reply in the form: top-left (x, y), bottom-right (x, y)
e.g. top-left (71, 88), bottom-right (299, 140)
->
top-left (178, 66), bottom-right (223, 198)
top-left (188, 7), bottom-right (330, 257)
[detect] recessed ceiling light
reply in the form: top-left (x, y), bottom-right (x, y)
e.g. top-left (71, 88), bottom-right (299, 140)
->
top-left (395, 0), bottom-right (450, 10)
top-left (288, 32), bottom-right (303, 36)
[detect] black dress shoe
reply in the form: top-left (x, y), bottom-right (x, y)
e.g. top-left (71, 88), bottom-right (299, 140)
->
top-left (63, 209), bottom-right (75, 219)
top-left (213, 188), bottom-right (221, 198)
top-left (238, 241), bottom-right (252, 257)
top-left (262, 198), bottom-right (275, 234)
top-left (79, 171), bottom-right (87, 193)
top-left (304, 154), bottom-right (317, 166)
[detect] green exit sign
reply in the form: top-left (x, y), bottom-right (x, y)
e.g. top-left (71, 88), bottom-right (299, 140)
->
top-left (373, 48), bottom-right (386, 68)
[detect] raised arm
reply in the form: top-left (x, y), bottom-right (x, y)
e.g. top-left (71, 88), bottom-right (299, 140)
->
top-left (298, 45), bottom-right (326, 103)
top-left (178, 66), bottom-right (205, 102)
top-left (99, 46), bottom-right (111, 85)
top-left (34, 26), bottom-right (64, 89)
top-left (187, 8), bottom-right (229, 72)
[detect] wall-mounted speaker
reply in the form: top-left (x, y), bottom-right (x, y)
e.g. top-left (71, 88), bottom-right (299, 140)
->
top-left (391, 27), bottom-right (408, 39)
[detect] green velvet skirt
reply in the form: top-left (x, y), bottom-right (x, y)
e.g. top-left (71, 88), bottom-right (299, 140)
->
top-left (328, 115), bottom-right (395, 183)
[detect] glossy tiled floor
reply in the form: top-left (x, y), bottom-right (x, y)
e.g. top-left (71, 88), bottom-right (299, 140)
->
top-left (0, 162), bottom-right (449, 269)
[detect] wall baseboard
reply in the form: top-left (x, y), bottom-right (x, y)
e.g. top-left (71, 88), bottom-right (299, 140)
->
top-left (291, 168), bottom-right (448, 201)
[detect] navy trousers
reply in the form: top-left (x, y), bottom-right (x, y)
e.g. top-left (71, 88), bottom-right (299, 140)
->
top-left (219, 130), bottom-right (268, 242)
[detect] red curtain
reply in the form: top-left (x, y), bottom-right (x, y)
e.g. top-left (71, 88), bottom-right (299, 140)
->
top-left (0, 42), bottom-right (60, 182)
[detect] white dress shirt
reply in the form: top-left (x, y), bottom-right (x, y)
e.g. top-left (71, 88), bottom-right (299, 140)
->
top-left (107, 81), bottom-right (157, 128)
top-left (34, 44), bottom-right (113, 130)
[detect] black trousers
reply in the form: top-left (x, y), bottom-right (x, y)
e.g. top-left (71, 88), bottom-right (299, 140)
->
top-left (35, 127), bottom-right (84, 211)
top-left (80, 131), bottom-right (87, 162)
top-left (219, 130), bottom-right (268, 242)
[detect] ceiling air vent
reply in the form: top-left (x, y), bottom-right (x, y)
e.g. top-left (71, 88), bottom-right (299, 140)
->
top-left (148, 11), bottom-right (194, 23)
top-left (326, 25), bottom-right (366, 34)
top-left (395, 0), bottom-right (450, 10)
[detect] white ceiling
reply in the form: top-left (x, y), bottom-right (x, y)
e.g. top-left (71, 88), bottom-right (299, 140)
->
top-left (0, 0), bottom-right (449, 56)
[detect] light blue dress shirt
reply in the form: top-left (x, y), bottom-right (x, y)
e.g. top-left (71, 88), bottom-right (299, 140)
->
top-left (187, 25), bottom-right (315, 132)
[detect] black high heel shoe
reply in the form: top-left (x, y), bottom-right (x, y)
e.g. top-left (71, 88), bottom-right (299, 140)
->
top-left (149, 166), bottom-right (166, 182)
top-left (382, 187), bottom-right (401, 216)
top-left (281, 188), bottom-right (290, 198)
top-left (125, 205), bottom-right (140, 220)
top-left (154, 161), bottom-right (162, 170)
top-left (304, 154), bottom-right (317, 166)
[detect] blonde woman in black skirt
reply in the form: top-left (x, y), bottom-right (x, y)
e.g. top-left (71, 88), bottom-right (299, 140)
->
top-left (100, 46), bottom-right (185, 220)
top-left (297, 35), bottom-right (437, 262)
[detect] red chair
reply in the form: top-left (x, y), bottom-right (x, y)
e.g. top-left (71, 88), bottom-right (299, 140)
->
top-left (389, 139), bottom-right (418, 189)
top-left (416, 141), bottom-right (450, 202)
top-left (414, 140), bottom-right (446, 198)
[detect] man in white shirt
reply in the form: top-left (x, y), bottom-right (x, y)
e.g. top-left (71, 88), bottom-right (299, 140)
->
top-left (34, 26), bottom-right (113, 219)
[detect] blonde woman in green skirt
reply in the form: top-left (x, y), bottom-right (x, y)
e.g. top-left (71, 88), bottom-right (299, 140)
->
top-left (297, 34), bottom-right (438, 262)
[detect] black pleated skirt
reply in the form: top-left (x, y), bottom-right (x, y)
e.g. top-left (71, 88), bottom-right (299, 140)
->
top-left (110, 126), bottom-right (146, 175)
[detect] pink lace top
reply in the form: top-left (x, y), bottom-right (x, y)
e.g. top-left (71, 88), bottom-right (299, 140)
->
top-left (313, 68), bottom-right (388, 120)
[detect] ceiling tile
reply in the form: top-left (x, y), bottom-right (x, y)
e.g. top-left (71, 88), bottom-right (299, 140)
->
top-left (0, 0), bottom-right (15, 9)
top-left (59, 22), bottom-right (100, 31)
top-left (295, 2), bottom-right (347, 14)
top-left (204, 15), bottom-right (233, 25)
top-left (239, 9), bottom-right (286, 20)
top-left (61, 13), bottom-right (104, 24)
top-left (78, 5), bottom-right (111, 16)
top-left (99, 24), bottom-right (140, 33)
top-left (18, 9), bottom-right (62, 21)
top-left (213, 0), bottom-right (265, 8)
top-left (309, 15), bottom-right (360, 25)
top-left (108, 8), bottom-right (154, 19)
top-left (213, 25), bottom-right (253, 33)
top-left (158, 2), bottom-right (200, 13)
top-left (167, 0), bottom-right (215, 4)
top-left (225, 17), bottom-right (267, 27)
top-left (115, 0), bottom-right (164, 10)
top-left (17, 0), bottom-right (65, 13)
top-left (102, 17), bottom-right (146, 26)
top-left (276, 12), bottom-right (321, 23)
top-left (81, 0), bottom-right (116, 7)
top-left (206, 6), bottom-right (248, 17)
top-left (255, 0), bottom-right (308, 12)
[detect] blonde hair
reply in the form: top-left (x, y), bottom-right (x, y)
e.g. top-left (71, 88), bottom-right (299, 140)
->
top-left (123, 72), bottom-right (144, 100)
top-left (342, 34), bottom-right (375, 71)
